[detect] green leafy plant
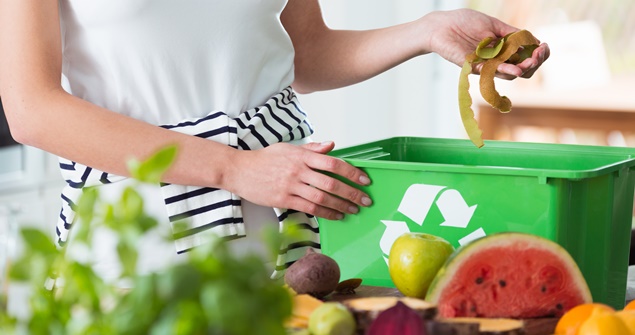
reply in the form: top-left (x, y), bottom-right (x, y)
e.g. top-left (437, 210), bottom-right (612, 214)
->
top-left (1, 146), bottom-right (293, 335)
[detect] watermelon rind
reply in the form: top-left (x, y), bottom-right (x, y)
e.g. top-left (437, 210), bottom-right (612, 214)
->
top-left (425, 232), bottom-right (592, 317)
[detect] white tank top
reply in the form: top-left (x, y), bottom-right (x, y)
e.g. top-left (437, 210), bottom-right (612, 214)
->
top-left (58, 0), bottom-right (295, 123)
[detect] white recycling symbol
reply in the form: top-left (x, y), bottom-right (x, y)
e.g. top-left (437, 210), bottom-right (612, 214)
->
top-left (380, 184), bottom-right (486, 265)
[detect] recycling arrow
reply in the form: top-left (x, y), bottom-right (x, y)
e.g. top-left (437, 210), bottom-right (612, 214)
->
top-left (397, 184), bottom-right (445, 226)
top-left (459, 227), bottom-right (486, 246)
top-left (437, 189), bottom-right (478, 228)
top-left (379, 220), bottom-right (410, 265)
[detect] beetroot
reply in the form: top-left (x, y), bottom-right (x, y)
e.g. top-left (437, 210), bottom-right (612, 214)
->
top-left (284, 248), bottom-right (340, 298)
top-left (366, 301), bottom-right (426, 335)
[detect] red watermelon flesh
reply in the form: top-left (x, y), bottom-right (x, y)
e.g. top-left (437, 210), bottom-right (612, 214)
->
top-left (425, 233), bottom-right (592, 319)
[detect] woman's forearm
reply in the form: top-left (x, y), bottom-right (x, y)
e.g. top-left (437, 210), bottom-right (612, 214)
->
top-left (296, 23), bottom-right (431, 93)
top-left (5, 88), bottom-right (235, 188)
top-left (282, 1), bottom-right (434, 94)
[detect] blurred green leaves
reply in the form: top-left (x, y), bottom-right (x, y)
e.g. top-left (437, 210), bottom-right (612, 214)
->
top-left (1, 145), bottom-right (292, 334)
top-left (127, 145), bottom-right (177, 184)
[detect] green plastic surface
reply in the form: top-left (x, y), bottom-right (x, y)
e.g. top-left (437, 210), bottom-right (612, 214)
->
top-left (318, 137), bottom-right (635, 309)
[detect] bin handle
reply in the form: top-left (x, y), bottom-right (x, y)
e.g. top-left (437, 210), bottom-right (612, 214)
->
top-left (337, 147), bottom-right (391, 160)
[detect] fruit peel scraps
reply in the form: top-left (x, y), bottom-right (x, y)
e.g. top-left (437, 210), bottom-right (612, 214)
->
top-left (459, 30), bottom-right (540, 148)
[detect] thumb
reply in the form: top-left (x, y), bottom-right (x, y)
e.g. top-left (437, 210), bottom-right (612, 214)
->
top-left (302, 141), bottom-right (335, 154)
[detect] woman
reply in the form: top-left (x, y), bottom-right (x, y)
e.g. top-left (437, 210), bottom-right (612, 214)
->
top-left (0, 1), bottom-right (549, 280)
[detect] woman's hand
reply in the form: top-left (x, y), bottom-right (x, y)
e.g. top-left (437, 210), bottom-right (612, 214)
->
top-left (421, 9), bottom-right (550, 80)
top-left (224, 141), bottom-right (372, 220)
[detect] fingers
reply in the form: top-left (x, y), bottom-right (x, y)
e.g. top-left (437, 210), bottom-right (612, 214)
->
top-left (474, 62), bottom-right (520, 80)
top-left (294, 144), bottom-right (373, 219)
top-left (290, 178), bottom-right (371, 220)
top-left (495, 63), bottom-right (523, 79)
top-left (519, 43), bottom-right (549, 79)
top-left (301, 141), bottom-right (371, 189)
top-left (302, 141), bottom-right (335, 154)
top-left (300, 168), bottom-right (372, 209)
top-left (303, 150), bottom-right (371, 187)
top-left (286, 195), bottom-right (345, 221)
top-left (495, 43), bottom-right (549, 80)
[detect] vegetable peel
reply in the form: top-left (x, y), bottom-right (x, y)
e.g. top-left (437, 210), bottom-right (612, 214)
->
top-left (475, 37), bottom-right (505, 59)
top-left (459, 54), bottom-right (483, 148)
top-left (459, 30), bottom-right (540, 148)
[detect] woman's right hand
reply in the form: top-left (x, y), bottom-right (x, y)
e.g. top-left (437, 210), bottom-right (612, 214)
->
top-left (224, 141), bottom-right (373, 220)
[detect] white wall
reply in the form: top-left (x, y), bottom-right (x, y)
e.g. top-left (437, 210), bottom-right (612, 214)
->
top-left (298, 0), bottom-right (467, 148)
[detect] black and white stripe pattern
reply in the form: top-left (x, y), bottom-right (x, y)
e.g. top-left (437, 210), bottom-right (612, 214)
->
top-left (57, 87), bottom-right (320, 278)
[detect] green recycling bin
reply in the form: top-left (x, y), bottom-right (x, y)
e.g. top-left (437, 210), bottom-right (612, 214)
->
top-left (318, 137), bottom-right (635, 309)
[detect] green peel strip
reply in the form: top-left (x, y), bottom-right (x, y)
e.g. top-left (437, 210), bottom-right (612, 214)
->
top-left (475, 37), bottom-right (505, 59)
top-left (459, 54), bottom-right (483, 148)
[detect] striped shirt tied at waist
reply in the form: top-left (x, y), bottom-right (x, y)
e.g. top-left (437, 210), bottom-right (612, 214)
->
top-left (57, 87), bottom-right (320, 278)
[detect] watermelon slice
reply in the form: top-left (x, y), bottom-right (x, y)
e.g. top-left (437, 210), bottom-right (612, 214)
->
top-left (425, 232), bottom-right (592, 319)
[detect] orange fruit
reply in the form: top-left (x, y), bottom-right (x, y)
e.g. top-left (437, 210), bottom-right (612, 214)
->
top-left (615, 310), bottom-right (635, 334)
top-left (577, 309), bottom-right (630, 335)
top-left (624, 300), bottom-right (635, 311)
top-left (554, 303), bottom-right (615, 335)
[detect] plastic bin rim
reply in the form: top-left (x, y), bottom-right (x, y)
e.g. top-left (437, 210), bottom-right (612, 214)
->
top-left (331, 137), bottom-right (635, 180)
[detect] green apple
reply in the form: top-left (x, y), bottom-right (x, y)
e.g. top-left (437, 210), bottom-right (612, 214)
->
top-left (308, 302), bottom-right (356, 335)
top-left (388, 232), bottom-right (454, 299)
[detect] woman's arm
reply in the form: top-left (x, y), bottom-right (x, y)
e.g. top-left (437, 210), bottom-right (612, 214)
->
top-left (0, 0), bottom-right (236, 187)
top-left (281, 1), bottom-right (549, 93)
top-left (0, 0), bottom-right (371, 220)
